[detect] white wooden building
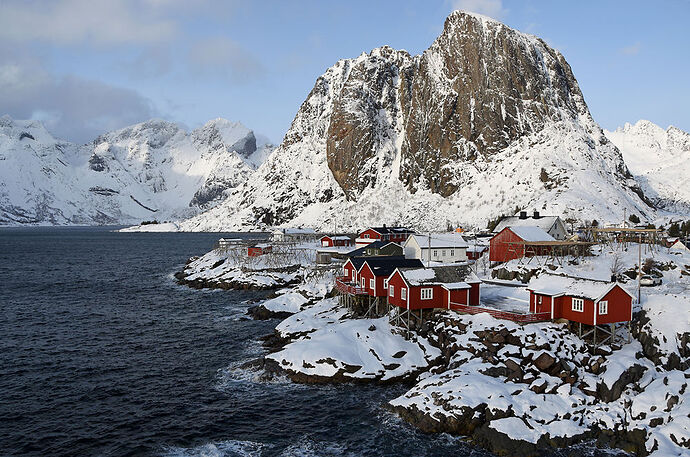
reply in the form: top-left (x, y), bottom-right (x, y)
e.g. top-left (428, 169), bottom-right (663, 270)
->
top-left (403, 233), bottom-right (469, 264)
top-left (271, 227), bottom-right (318, 242)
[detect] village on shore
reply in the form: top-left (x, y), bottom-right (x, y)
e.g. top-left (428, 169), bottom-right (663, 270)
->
top-left (175, 210), bottom-right (690, 457)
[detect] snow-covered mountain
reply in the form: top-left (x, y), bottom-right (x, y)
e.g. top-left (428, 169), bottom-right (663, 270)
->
top-left (179, 11), bottom-right (652, 232)
top-left (0, 116), bottom-right (273, 225)
top-left (605, 120), bottom-right (690, 213)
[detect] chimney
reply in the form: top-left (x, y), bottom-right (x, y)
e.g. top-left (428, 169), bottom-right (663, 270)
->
top-left (611, 274), bottom-right (617, 283)
top-left (519, 211), bottom-right (527, 219)
top-left (533, 210), bottom-right (540, 219)
top-left (383, 223), bottom-right (387, 228)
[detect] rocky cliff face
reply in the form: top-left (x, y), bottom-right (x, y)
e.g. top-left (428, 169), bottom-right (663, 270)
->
top-left (0, 116), bottom-right (273, 225)
top-left (181, 11), bottom-right (652, 232)
top-left (605, 120), bottom-right (690, 213)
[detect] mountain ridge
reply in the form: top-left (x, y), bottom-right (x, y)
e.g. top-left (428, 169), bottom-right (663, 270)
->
top-left (178, 11), bottom-right (654, 232)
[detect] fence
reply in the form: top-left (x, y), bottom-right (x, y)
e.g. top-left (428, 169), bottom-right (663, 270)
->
top-left (335, 277), bottom-right (365, 295)
top-left (449, 302), bottom-right (551, 323)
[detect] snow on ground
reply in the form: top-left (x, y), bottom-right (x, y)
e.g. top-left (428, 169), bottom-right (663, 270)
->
top-left (261, 291), bottom-right (309, 313)
top-left (268, 303), bottom-right (440, 381)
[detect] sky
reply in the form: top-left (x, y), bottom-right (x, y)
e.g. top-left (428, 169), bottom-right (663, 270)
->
top-left (0, 0), bottom-right (688, 144)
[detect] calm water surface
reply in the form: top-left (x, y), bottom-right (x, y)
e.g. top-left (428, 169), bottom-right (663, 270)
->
top-left (0, 227), bottom-right (622, 457)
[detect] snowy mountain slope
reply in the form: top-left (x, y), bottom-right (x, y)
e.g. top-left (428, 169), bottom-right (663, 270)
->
top-left (180, 11), bottom-right (652, 232)
top-left (0, 115), bottom-right (273, 225)
top-left (605, 120), bottom-right (690, 213)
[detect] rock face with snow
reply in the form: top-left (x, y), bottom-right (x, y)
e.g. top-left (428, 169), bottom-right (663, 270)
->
top-left (181, 11), bottom-right (652, 232)
top-left (605, 120), bottom-right (690, 213)
top-left (0, 116), bottom-right (273, 225)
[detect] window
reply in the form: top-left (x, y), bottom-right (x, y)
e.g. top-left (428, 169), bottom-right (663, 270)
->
top-left (361, 278), bottom-right (366, 288)
top-left (363, 234), bottom-right (370, 239)
top-left (433, 250), bottom-right (438, 258)
top-left (442, 250), bottom-right (446, 257)
top-left (421, 288), bottom-right (433, 300)
top-left (389, 285), bottom-right (394, 297)
top-left (384, 279), bottom-right (389, 288)
top-left (538, 296), bottom-right (543, 304)
top-left (572, 298), bottom-right (584, 312)
top-left (401, 288), bottom-right (407, 300)
top-left (450, 249), bottom-right (454, 256)
top-left (370, 279), bottom-right (375, 289)
top-left (599, 300), bottom-right (608, 315)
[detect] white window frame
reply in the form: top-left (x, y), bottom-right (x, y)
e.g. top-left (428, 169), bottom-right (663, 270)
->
top-left (401, 288), bottom-right (407, 300)
top-left (389, 285), bottom-right (394, 297)
top-left (361, 277), bottom-right (366, 288)
top-left (442, 250), bottom-right (446, 257)
top-left (598, 300), bottom-right (608, 315)
top-left (433, 250), bottom-right (438, 258)
top-left (369, 279), bottom-right (374, 289)
top-left (383, 279), bottom-right (389, 288)
top-left (450, 249), bottom-right (454, 256)
top-left (421, 288), bottom-right (433, 300)
top-left (572, 298), bottom-right (584, 312)
top-left (538, 296), bottom-right (543, 304)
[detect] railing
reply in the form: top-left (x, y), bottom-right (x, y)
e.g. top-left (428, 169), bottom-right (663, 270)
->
top-left (449, 302), bottom-right (551, 323)
top-left (335, 277), bottom-right (365, 295)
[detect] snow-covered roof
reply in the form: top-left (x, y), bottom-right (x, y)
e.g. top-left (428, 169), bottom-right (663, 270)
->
top-left (329, 235), bottom-right (351, 241)
top-left (528, 274), bottom-right (634, 301)
top-left (397, 265), bottom-right (480, 286)
top-left (494, 216), bottom-right (561, 234)
top-left (409, 233), bottom-right (469, 249)
top-left (365, 226), bottom-right (414, 235)
top-left (508, 226), bottom-right (555, 242)
top-left (254, 243), bottom-right (271, 249)
top-left (670, 240), bottom-right (689, 251)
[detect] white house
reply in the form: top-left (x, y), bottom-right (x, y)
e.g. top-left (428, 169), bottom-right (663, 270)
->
top-left (493, 211), bottom-right (568, 240)
top-left (403, 233), bottom-right (469, 264)
top-left (271, 227), bottom-right (318, 242)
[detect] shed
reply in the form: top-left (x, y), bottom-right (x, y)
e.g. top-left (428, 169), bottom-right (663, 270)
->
top-left (320, 235), bottom-right (353, 247)
top-left (248, 243), bottom-right (272, 257)
top-left (387, 265), bottom-right (481, 310)
top-left (489, 226), bottom-right (555, 262)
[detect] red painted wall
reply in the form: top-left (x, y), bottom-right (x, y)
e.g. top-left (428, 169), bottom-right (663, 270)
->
top-left (387, 271), bottom-right (408, 308)
top-left (248, 246), bottom-right (271, 256)
top-left (529, 292), bottom-right (553, 314)
top-left (358, 263), bottom-right (377, 296)
top-left (469, 283), bottom-right (480, 306)
top-left (596, 286), bottom-right (633, 325)
top-left (359, 229), bottom-right (382, 241)
top-left (489, 227), bottom-right (552, 262)
top-left (407, 284), bottom-right (444, 310)
top-left (343, 260), bottom-right (357, 282)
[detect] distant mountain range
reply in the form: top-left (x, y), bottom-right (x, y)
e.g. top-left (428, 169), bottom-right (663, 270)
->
top-left (2, 11), bottom-right (687, 230)
top-left (0, 115), bottom-right (273, 225)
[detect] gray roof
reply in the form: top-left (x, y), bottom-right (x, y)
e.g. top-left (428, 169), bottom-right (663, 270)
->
top-left (494, 216), bottom-right (561, 234)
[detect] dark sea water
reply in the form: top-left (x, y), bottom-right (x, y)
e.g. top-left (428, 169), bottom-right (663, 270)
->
top-left (0, 227), bottom-right (493, 457)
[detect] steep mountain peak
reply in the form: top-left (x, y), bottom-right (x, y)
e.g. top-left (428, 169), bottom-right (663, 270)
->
top-left (192, 118), bottom-right (256, 159)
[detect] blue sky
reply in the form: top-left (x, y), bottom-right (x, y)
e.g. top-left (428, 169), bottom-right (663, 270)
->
top-left (0, 0), bottom-right (688, 143)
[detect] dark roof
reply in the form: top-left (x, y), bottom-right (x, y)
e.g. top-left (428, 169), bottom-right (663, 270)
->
top-left (345, 240), bottom-right (387, 258)
top-left (366, 226), bottom-right (414, 235)
top-left (360, 257), bottom-right (424, 277)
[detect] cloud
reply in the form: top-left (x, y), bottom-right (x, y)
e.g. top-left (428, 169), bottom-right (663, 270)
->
top-left (0, 0), bottom-right (178, 45)
top-left (621, 42), bottom-right (641, 56)
top-left (187, 36), bottom-right (265, 83)
top-left (0, 55), bottom-right (158, 143)
top-left (449, 0), bottom-right (507, 19)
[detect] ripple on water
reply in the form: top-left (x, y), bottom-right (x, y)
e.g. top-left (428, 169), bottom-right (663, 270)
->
top-left (163, 440), bottom-right (269, 457)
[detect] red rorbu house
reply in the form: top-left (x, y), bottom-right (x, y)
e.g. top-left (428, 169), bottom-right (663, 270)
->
top-left (247, 243), bottom-right (272, 257)
top-left (320, 235), bottom-right (354, 247)
top-left (355, 225), bottom-right (415, 247)
top-left (528, 274), bottom-right (634, 345)
top-left (387, 265), bottom-right (481, 312)
top-left (489, 226), bottom-right (555, 263)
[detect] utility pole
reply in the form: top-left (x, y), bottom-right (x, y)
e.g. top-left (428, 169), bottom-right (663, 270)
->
top-left (637, 233), bottom-right (642, 304)
top-left (427, 233), bottom-right (431, 268)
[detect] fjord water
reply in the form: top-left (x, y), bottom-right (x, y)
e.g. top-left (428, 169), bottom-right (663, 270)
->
top-left (0, 227), bottom-right (493, 457)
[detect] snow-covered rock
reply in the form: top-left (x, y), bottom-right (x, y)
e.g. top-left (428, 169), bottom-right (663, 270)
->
top-left (180, 11), bottom-right (653, 232)
top-left (0, 115), bottom-right (274, 225)
top-left (605, 120), bottom-right (690, 214)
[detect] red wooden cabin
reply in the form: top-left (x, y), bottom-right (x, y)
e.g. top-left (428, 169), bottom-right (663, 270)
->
top-left (355, 225), bottom-right (415, 247)
top-left (387, 265), bottom-right (481, 310)
top-left (527, 275), bottom-right (634, 325)
top-left (320, 235), bottom-right (353, 247)
top-left (489, 226), bottom-right (555, 262)
top-left (248, 243), bottom-right (272, 257)
top-left (357, 257), bottom-right (424, 297)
